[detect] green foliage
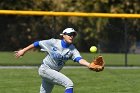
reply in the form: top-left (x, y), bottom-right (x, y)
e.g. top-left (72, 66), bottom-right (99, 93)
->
top-left (0, 0), bottom-right (140, 52)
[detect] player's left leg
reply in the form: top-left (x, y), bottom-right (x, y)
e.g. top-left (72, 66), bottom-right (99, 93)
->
top-left (46, 69), bottom-right (73, 93)
top-left (38, 64), bottom-right (74, 93)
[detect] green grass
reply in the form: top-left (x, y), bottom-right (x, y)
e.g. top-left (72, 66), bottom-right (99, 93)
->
top-left (0, 68), bottom-right (140, 93)
top-left (0, 51), bottom-right (44, 66)
top-left (0, 51), bottom-right (140, 66)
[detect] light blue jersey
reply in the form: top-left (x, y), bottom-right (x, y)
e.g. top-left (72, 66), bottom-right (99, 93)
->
top-left (34, 38), bottom-right (82, 71)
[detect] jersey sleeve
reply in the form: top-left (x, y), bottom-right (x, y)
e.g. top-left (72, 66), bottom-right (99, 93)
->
top-left (71, 48), bottom-right (82, 63)
top-left (74, 57), bottom-right (82, 63)
top-left (33, 39), bottom-right (53, 48)
top-left (33, 41), bottom-right (40, 47)
top-left (38, 38), bottom-right (57, 51)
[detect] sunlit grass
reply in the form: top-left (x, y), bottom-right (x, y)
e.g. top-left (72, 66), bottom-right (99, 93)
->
top-left (0, 68), bottom-right (140, 93)
top-left (0, 51), bottom-right (140, 66)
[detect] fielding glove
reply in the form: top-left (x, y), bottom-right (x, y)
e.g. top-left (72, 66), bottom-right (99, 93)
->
top-left (88, 55), bottom-right (105, 72)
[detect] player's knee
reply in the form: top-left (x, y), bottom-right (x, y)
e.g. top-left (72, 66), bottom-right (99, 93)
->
top-left (65, 81), bottom-right (74, 88)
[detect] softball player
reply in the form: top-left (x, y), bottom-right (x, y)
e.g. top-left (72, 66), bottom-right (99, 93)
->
top-left (15, 28), bottom-right (91, 93)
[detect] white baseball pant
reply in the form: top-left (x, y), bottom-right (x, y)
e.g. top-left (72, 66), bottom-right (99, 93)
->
top-left (38, 64), bottom-right (73, 93)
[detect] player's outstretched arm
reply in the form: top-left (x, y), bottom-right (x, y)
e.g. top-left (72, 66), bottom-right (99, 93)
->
top-left (79, 56), bottom-right (105, 72)
top-left (79, 59), bottom-right (90, 67)
top-left (15, 44), bottom-right (34, 58)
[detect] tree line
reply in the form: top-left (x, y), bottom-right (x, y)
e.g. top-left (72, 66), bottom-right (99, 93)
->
top-left (0, 0), bottom-right (140, 53)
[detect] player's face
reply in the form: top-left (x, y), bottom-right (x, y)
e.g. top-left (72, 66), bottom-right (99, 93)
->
top-left (63, 32), bottom-right (76, 44)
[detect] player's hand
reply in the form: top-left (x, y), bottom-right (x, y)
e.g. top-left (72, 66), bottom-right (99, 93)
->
top-left (14, 49), bottom-right (25, 58)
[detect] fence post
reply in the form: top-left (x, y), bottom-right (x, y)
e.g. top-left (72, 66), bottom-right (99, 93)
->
top-left (124, 19), bottom-right (128, 66)
top-left (52, 16), bottom-right (56, 38)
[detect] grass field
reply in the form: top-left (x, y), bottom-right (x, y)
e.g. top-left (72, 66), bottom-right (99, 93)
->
top-left (0, 51), bottom-right (140, 66)
top-left (0, 51), bottom-right (140, 93)
top-left (0, 67), bottom-right (140, 93)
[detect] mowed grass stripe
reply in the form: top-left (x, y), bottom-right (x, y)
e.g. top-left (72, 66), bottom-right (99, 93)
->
top-left (0, 68), bottom-right (140, 93)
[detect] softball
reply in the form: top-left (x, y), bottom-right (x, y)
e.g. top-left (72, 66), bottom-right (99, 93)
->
top-left (90, 46), bottom-right (97, 52)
